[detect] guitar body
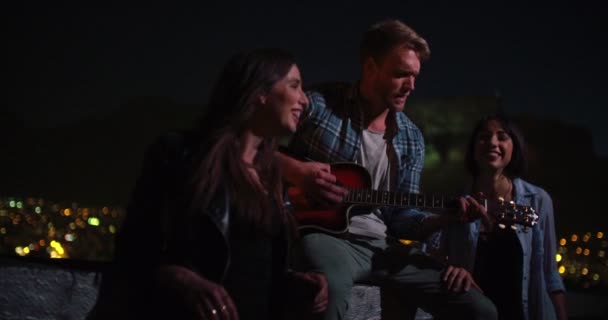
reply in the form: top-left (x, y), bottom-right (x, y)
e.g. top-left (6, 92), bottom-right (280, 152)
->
top-left (288, 163), bottom-right (373, 234)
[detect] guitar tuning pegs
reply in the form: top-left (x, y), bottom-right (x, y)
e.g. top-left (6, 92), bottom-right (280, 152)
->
top-left (497, 197), bottom-right (505, 205)
top-left (511, 225), bottom-right (517, 231)
top-left (498, 223), bottom-right (506, 229)
top-left (523, 226), bottom-right (529, 233)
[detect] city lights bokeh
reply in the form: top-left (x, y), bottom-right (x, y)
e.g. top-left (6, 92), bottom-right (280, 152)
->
top-left (1, 196), bottom-right (606, 291)
top-left (0, 196), bottom-right (125, 261)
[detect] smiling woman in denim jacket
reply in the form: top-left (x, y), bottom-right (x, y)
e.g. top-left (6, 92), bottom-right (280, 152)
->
top-left (442, 114), bottom-right (567, 320)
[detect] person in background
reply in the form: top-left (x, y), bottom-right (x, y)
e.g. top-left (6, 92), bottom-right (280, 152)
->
top-left (442, 114), bottom-right (567, 319)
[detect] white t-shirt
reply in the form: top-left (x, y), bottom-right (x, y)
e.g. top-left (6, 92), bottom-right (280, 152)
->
top-left (348, 129), bottom-right (390, 239)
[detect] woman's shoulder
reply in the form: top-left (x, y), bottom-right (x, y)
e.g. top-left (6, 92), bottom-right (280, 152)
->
top-left (144, 131), bottom-right (200, 164)
top-left (149, 131), bottom-right (192, 152)
top-left (514, 178), bottom-right (553, 204)
top-left (514, 178), bottom-right (545, 193)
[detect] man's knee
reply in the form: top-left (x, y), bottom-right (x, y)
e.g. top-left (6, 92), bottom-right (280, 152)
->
top-left (292, 233), bottom-right (342, 268)
top-left (467, 293), bottom-right (498, 320)
top-left (325, 274), bottom-right (354, 302)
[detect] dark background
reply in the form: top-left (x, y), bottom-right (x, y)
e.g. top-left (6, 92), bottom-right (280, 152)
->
top-left (5, 2), bottom-right (606, 137)
top-left (3, 2), bottom-right (607, 235)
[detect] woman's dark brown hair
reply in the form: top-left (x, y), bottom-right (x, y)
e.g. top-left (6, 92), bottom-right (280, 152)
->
top-left (190, 48), bottom-right (297, 233)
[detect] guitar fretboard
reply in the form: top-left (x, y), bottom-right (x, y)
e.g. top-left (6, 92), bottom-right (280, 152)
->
top-left (344, 188), bottom-right (456, 209)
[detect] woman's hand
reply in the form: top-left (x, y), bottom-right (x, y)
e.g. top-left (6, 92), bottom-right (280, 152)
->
top-left (443, 265), bottom-right (482, 293)
top-left (285, 271), bottom-right (328, 318)
top-left (156, 265), bottom-right (239, 320)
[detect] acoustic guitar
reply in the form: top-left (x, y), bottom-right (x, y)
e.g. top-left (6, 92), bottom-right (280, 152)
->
top-left (288, 163), bottom-right (539, 234)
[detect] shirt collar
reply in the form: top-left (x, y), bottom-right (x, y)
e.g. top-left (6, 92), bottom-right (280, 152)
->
top-left (348, 81), bottom-right (407, 131)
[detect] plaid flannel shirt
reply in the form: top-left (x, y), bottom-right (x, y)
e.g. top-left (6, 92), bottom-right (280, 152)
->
top-left (285, 82), bottom-right (432, 240)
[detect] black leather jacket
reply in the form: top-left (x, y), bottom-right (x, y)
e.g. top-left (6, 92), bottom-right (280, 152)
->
top-left (119, 132), bottom-right (292, 282)
top-left (91, 132), bottom-right (292, 319)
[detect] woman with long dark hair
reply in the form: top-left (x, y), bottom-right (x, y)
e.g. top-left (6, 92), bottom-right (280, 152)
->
top-left (442, 114), bottom-right (567, 319)
top-left (90, 48), bottom-right (327, 320)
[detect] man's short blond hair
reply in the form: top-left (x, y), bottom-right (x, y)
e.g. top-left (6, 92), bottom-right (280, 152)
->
top-left (360, 19), bottom-right (430, 64)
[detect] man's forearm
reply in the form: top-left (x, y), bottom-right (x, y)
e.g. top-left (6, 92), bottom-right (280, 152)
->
top-left (419, 213), bottom-right (454, 237)
top-left (390, 211), bottom-right (452, 241)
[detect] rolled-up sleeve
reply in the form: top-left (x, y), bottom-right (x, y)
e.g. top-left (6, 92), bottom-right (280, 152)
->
top-left (386, 207), bottom-right (433, 240)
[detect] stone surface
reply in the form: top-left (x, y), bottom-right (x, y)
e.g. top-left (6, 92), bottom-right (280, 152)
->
top-left (346, 286), bottom-right (433, 320)
top-left (0, 256), bottom-right (436, 320)
top-left (345, 285), bottom-right (382, 320)
top-left (0, 257), bottom-right (102, 320)
top-left (2, 256), bottom-right (604, 319)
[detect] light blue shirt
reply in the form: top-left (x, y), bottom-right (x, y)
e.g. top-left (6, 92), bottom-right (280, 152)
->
top-left (444, 178), bottom-right (565, 320)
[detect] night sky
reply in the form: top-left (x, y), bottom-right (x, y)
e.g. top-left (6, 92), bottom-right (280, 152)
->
top-left (6, 2), bottom-right (608, 155)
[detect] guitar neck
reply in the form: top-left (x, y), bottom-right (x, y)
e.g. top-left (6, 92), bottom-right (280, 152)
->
top-left (344, 188), bottom-right (457, 210)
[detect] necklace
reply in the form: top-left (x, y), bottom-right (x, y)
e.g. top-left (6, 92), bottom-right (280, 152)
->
top-left (498, 178), bottom-right (513, 202)
top-left (474, 176), bottom-right (513, 201)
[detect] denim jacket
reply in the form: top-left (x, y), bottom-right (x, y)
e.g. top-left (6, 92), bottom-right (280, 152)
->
top-left (444, 178), bottom-right (565, 320)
